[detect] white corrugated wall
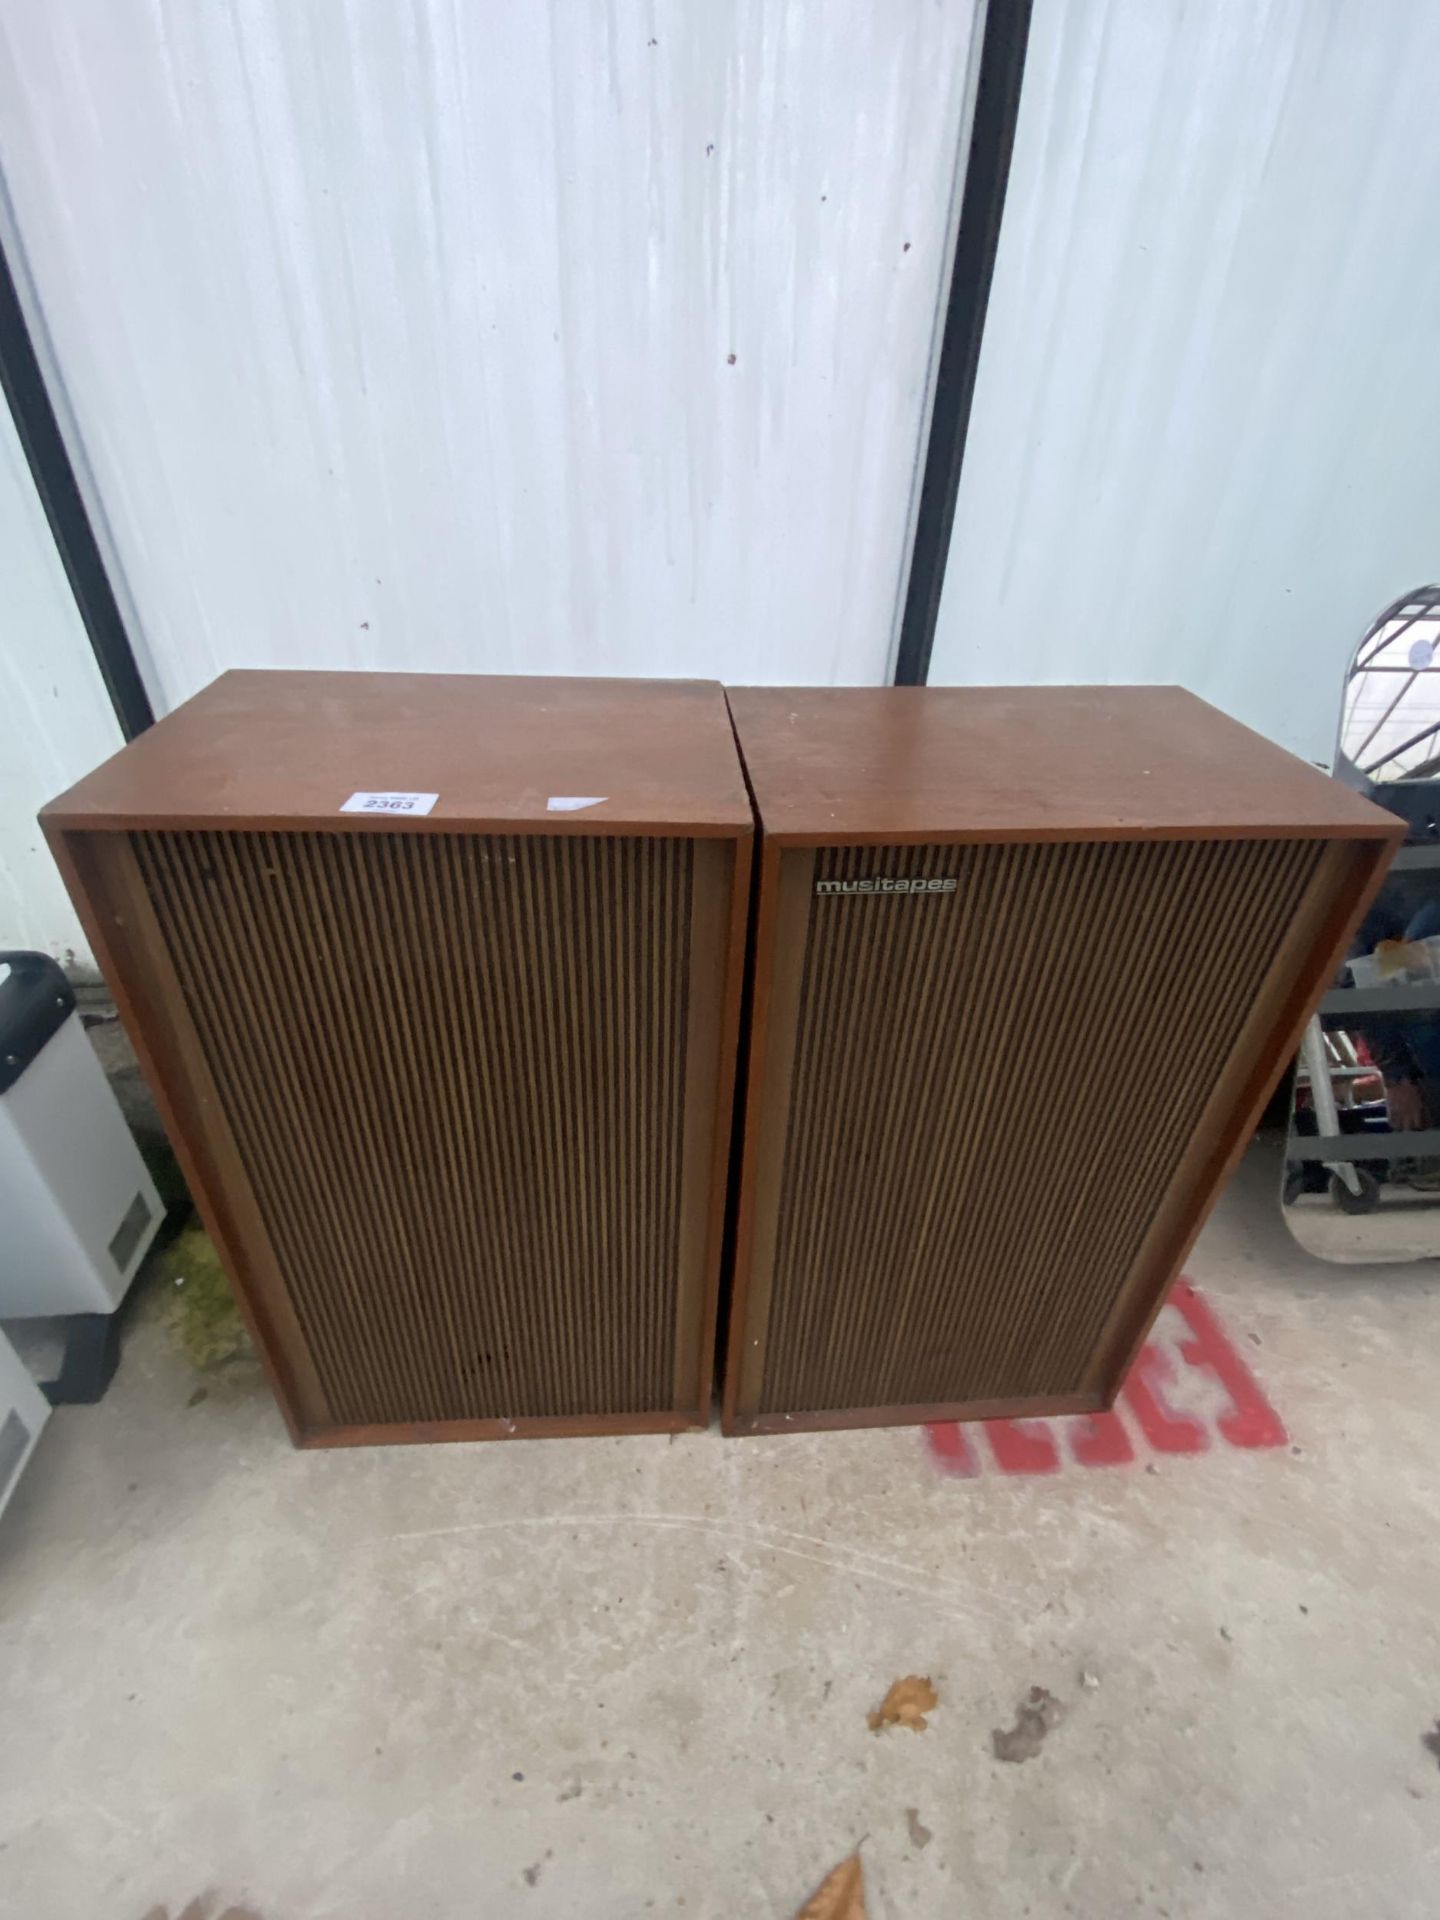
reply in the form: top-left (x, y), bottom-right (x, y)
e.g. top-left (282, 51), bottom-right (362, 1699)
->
top-left (16, 0), bottom-right (1440, 963)
top-left (0, 401), bottom-right (122, 965)
top-left (929, 0), bottom-right (1440, 766)
top-left (0, 0), bottom-right (984, 714)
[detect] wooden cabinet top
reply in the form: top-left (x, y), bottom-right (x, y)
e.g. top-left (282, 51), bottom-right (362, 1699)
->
top-left (45, 670), bottom-right (753, 838)
top-left (726, 685), bottom-right (1402, 846)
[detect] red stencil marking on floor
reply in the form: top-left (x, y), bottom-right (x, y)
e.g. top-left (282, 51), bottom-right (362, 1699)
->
top-left (985, 1418), bottom-right (1061, 1476)
top-left (924, 1280), bottom-right (1286, 1478)
top-left (1125, 1343), bottom-right (1209, 1456)
top-left (1068, 1408), bottom-right (1135, 1469)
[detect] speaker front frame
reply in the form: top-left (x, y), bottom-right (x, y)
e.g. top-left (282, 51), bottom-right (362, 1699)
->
top-left (47, 815), bottom-right (752, 1447)
top-left (722, 824), bottom-right (1396, 1437)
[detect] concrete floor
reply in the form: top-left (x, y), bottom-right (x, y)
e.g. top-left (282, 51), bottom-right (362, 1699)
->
top-left (1287, 1182), bottom-right (1440, 1264)
top-left (2, 1137), bottom-right (1439, 1920)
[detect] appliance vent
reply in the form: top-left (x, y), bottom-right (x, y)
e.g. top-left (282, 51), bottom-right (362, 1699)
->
top-left (133, 828), bottom-right (694, 1427)
top-left (108, 1190), bottom-right (155, 1273)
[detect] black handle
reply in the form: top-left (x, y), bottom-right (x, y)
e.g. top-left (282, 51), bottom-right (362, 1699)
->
top-left (0, 949), bottom-right (75, 1094)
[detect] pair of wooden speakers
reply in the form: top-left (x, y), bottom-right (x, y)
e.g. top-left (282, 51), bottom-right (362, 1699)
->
top-left (43, 671), bottom-right (1399, 1445)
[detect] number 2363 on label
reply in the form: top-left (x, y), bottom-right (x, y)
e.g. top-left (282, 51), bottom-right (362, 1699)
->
top-left (340, 792), bottom-right (440, 817)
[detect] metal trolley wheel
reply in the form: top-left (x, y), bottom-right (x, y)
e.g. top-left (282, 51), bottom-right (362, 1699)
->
top-left (1329, 1167), bottom-right (1381, 1215)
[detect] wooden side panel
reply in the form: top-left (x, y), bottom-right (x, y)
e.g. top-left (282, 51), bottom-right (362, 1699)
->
top-left (726, 842), bottom-right (814, 1417)
top-left (1088, 837), bottom-right (1393, 1397)
top-left (672, 837), bottom-right (742, 1412)
top-left (726, 833), bottom-right (1388, 1432)
top-left (56, 822), bottom-right (745, 1442)
top-left (46, 829), bottom-right (327, 1438)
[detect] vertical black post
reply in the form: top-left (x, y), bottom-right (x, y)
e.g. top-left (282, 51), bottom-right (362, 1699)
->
top-left (0, 231), bottom-right (153, 738)
top-left (893, 0), bottom-right (1034, 687)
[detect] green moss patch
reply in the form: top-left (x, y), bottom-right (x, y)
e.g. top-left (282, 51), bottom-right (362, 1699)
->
top-left (159, 1224), bottom-right (262, 1387)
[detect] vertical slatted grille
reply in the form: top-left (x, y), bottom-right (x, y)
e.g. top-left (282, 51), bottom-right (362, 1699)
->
top-left (758, 837), bottom-right (1322, 1415)
top-left (133, 829), bottom-right (694, 1426)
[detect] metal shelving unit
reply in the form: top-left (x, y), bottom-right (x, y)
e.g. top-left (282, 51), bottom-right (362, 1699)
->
top-left (1287, 588), bottom-right (1440, 1214)
top-left (1287, 1129), bottom-right (1440, 1163)
top-left (1320, 982), bottom-right (1440, 1014)
top-left (1301, 976), bottom-right (1440, 1165)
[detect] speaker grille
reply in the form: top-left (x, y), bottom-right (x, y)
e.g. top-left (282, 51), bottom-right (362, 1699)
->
top-left (757, 837), bottom-right (1322, 1416)
top-left (133, 829), bottom-right (693, 1426)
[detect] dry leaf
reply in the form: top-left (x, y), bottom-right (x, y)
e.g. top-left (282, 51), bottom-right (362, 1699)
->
top-left (867, 1673), bottom-right (938, 1733)
top-left (992, 1684), bottom-right (1065, 1762)
top-left (796, 1851), bottom-right (867, 1920)
top-left (905, 1807), bottom-right (932, 1849)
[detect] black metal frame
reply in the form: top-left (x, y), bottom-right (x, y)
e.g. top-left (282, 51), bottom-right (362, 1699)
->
top-left (893, 0), bottom-right (1034, 687)
top-left (0, 229), bottom-right (153, 738)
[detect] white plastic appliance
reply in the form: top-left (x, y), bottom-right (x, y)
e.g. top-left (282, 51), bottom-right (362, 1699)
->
top-left (0, 951), bottom-right (161, 1317)
top-left (0, 1325), bottom-right (50, 1516)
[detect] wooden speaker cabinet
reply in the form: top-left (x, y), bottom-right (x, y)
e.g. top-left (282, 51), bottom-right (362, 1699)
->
top-left (722, 686), bottom-right (1400, 1435)
top-left (43, 672), bottom-right (752, 1446)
